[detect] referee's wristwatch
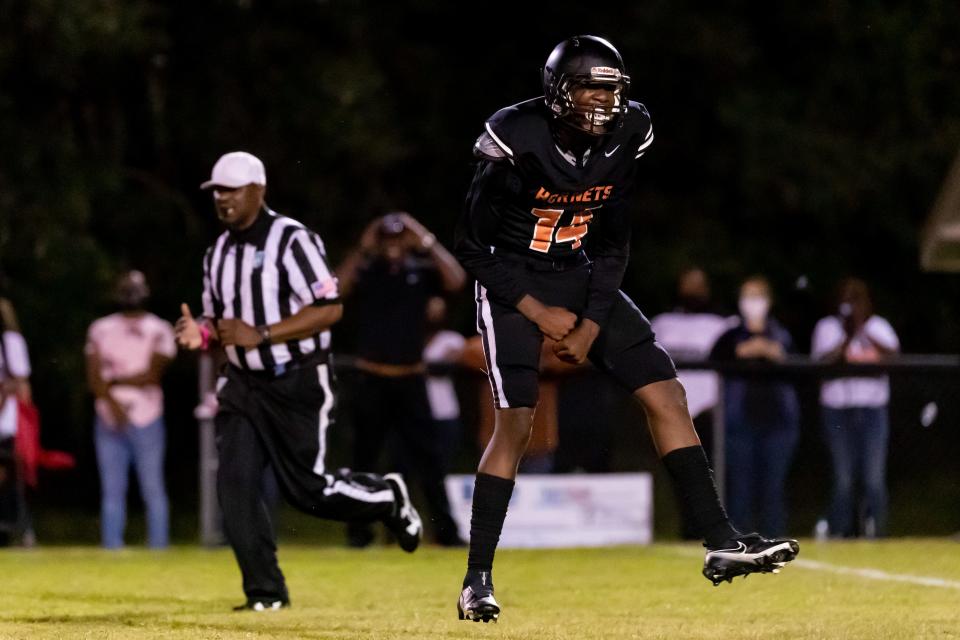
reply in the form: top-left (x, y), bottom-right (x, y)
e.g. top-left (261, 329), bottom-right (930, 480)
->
top-left (256, 324), bottom-right (272, 346)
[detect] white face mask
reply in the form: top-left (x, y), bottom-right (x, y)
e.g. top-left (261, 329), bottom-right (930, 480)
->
top-left (739, 295), bottom-right (770, 323)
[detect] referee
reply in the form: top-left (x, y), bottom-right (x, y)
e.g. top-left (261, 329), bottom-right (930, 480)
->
top-left (176, 151), bottom-right (422, 611)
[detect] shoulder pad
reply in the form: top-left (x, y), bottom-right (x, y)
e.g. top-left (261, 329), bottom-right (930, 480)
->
top-left (625, 101), bottom-right (654, 159)
top-left (473, 132), bottom-right (510, 161)
top-left (481, 98), bottom-right (548, 161)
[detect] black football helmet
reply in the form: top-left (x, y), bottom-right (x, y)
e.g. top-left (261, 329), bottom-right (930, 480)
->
top-left (542, 35), bottom-right (631, 135)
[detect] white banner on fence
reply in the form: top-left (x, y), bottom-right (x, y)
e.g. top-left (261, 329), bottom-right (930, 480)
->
top-left (445, 473), bottom-right (653, 548)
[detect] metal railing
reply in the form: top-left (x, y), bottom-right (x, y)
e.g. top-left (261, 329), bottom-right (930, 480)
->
top-left (672, 355), bottom-right (960, 501)
top-left (195, 353), bottom-right (960, 544)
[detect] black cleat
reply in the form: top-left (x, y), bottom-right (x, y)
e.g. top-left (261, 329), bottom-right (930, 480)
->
top-left (457, 571), bottom-right (500, 623)
top-left (703, 533), bottom-right (800, 586)
top-left (232, 598), bottom-right (289, 612)
top-left (383, 473), bottom-right (422, 553)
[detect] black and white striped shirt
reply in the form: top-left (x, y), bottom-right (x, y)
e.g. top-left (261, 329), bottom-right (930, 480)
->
top-left (202, 208), bottom-right (339, 372)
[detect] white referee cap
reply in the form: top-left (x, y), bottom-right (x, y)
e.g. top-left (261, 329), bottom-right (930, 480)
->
top-left (200, 151), bottom-right (267, 189)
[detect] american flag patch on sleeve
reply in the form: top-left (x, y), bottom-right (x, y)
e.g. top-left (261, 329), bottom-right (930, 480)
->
top-left (311, 279), bottom-right (337, 299)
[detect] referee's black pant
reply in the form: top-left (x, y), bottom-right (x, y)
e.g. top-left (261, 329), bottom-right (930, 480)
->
top-left (216, 356), bottom-right (395, 602)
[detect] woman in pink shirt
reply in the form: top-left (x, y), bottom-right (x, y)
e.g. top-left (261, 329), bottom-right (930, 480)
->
top-left (85, 271), bottom-right (175, 549)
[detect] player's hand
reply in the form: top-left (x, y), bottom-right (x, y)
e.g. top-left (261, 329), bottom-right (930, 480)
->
top-left (534, 307), bottom-right (578, 341)
top-left (517, 295), bottom-right (577, 341)
top-left (217, 318), bottom-right (261, 348)
top-left (553, 319), bottom-right (600, 365)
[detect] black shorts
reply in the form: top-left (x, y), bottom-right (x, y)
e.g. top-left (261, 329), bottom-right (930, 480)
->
top-left (475, 252), bottom-right (677, 409)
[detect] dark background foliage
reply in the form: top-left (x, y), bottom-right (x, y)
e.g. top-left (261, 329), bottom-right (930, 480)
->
top-left (1, 0), bottom-right (958, 538)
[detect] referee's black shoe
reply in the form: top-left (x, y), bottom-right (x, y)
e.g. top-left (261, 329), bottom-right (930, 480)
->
top-left (457, 571), bottom-right (500, 623)
top-left (383, 473), bottom-right (422, 552)
top-left (232, 598), bottom-right (290, 612)
top-left (703, 533), bottom-right (800, 586)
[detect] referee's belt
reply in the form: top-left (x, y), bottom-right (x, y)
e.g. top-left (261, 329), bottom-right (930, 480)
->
top-left (229, 349), bottom-right (329, 380)
top-left (495, 248), bottom-right (590, 272)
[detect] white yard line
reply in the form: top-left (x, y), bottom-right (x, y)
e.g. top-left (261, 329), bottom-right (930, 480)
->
top-left (663, 545), bottom-right (960, 590)
top-left (792, 558), bottom-right (960, 590)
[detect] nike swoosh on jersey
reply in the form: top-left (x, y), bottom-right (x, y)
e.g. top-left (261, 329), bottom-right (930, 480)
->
top-left (604, 145), bottom-right (621, 158)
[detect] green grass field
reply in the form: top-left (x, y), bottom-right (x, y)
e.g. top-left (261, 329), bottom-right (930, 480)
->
top-left (0, 540), bottom-right (958, 639)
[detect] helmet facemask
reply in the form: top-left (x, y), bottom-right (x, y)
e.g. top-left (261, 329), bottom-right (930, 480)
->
top-left (549, 69), bottom-right (631, 136)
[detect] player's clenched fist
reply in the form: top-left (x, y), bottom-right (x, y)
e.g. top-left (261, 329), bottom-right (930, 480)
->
top-left (517, 295), bottom-right (576, 341)
top-left (553, 319), bottom-right (600, 365)
top-left (535, 307), bottom-right (578, 341)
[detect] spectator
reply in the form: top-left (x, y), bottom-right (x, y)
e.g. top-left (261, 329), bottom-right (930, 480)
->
top-left (0, 294), bottom-right (33, 546)
top-left (651, 267), bottom-right (730, 422)
top-left (338, 212), bottom-right (467, 547)
top-left (422, 296), bottom-right (466, 471)
top-left (710, 275), bottom-right (800, 536)
top-left (812, 277), bottom-right (899, 538)
top-left (85, 271), bottom-right (175, 549)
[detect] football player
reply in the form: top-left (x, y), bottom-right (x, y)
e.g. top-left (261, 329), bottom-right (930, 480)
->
top-left (453, 35), bottom-right (799, 623)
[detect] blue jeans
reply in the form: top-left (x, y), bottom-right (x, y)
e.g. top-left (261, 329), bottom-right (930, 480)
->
top-left (821, 406), bottom-right (889, 537)
top-left (725, 420), bottom-right (799, 536)
top-left (95, 416), bottom-right (169, 549)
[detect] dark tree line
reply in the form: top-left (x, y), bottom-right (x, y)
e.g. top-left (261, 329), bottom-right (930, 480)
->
top-left (2, 0), bottom-right (959, 458)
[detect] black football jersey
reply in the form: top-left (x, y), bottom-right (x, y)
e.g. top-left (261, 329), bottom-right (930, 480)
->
top-left (478, 97), bottom-right (652, 259)
top-left (454, 97), bottom-right (653, 322)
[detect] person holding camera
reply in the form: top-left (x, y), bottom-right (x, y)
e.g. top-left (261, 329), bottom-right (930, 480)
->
top-left (337, 213), bottom-right (467, 547)
top-left (811, 277), bottom-right (899, 538)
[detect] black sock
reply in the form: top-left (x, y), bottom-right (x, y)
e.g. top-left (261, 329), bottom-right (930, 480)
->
top-left (661, 445), bottom-right (738, 548)
top-left (466, 472), bottom-right (515, 582)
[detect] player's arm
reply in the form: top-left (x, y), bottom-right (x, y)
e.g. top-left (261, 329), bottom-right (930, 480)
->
top-left (554, 205), bottom-right (630, 364)
top-left (576, 106), bottom-right (648, 334)
top-left (454, 158), bottom-right (575, 340)
top-left (560, 103), bottom-right (653, 357)
top-left (584, 198), bottom-right (632, 325)
top-left (454, 160), bottom-right (527, 305)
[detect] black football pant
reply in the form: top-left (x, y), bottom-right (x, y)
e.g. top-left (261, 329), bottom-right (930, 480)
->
top-left (216, 358), bottom-right (395, 602)
top-left (475, 253), bottom-right (677, 410)
top-left (350, 372), bottom-right (460, 544)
